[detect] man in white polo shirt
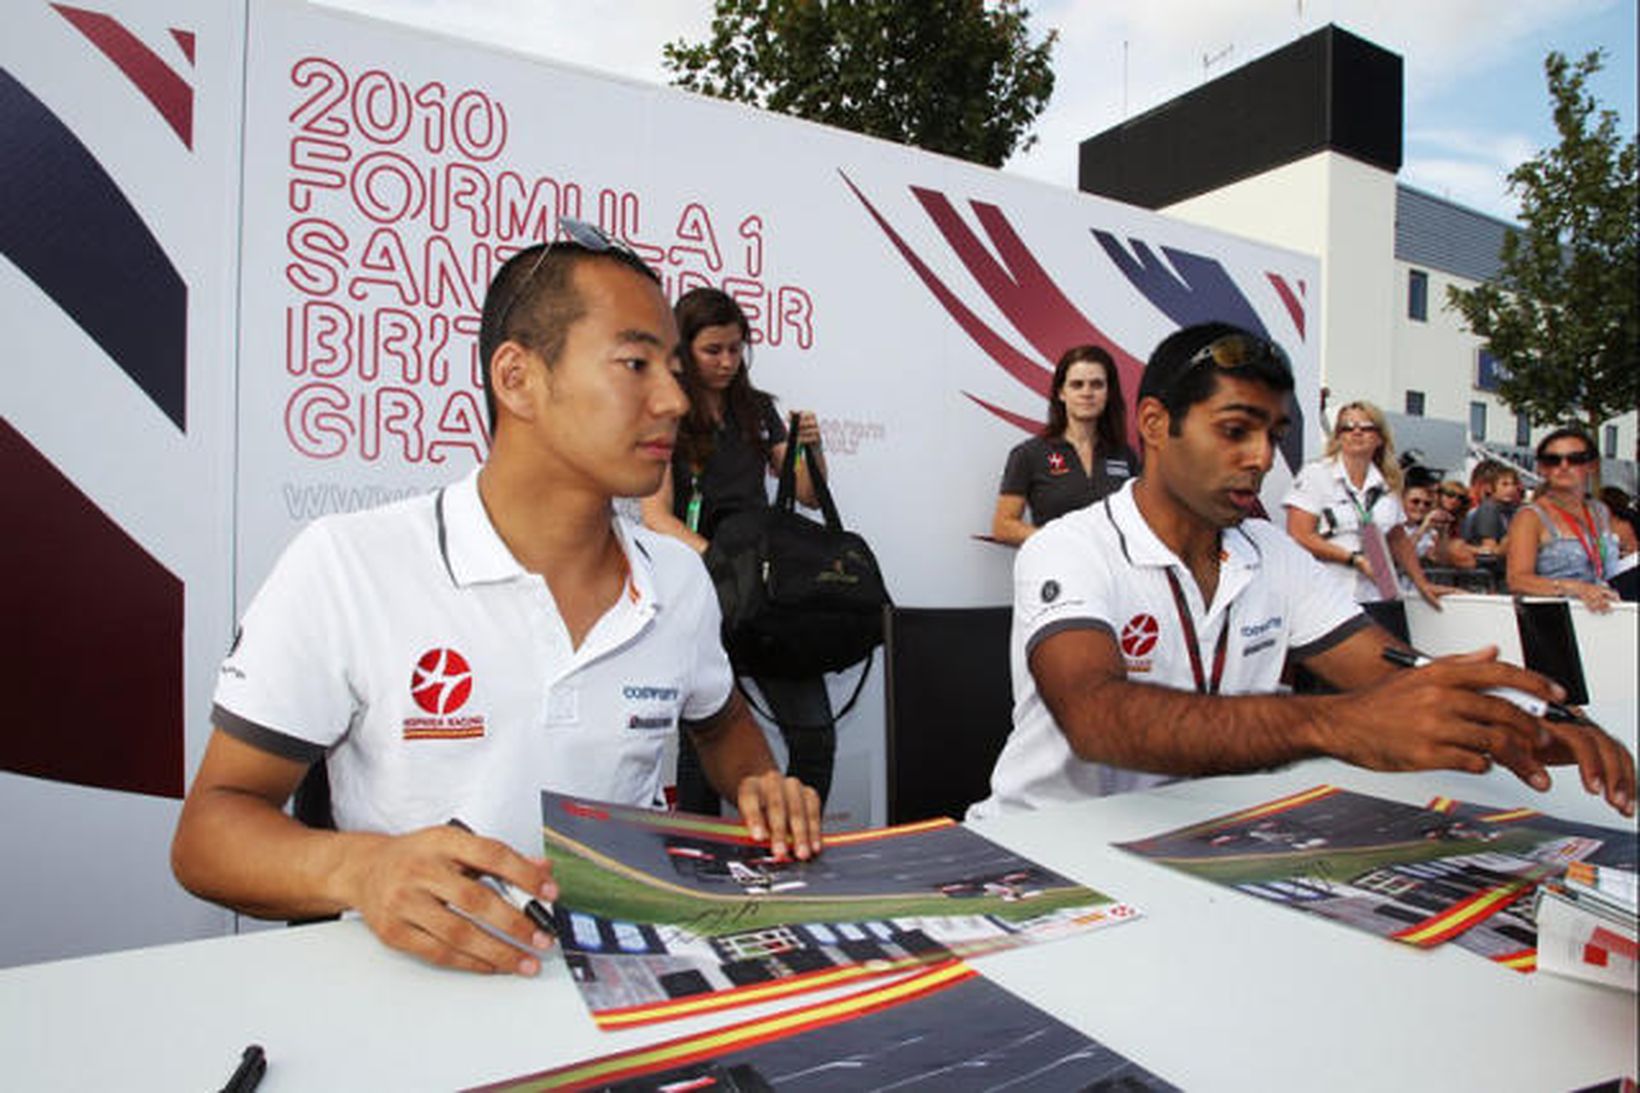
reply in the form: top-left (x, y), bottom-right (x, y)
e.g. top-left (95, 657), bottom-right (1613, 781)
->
top-left (173, 224), bottom-right (822, 977)
top-left (970, 323), bottom-right (1633, 820)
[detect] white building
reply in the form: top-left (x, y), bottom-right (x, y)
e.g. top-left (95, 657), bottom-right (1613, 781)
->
top-left (1077, 24), bottom-right (1637, 489)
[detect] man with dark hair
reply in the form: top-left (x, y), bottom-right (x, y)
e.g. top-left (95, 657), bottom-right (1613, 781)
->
top-left (970, 323), bottom-right (1633, 818)
top-left (173, 222), bottom-right (822, 976)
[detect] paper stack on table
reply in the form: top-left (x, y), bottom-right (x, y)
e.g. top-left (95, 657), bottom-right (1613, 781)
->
top-left (1534, 861), bottom-right (1638, 992)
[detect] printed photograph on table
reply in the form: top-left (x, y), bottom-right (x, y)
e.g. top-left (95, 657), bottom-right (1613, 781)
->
top-left (467, 960), bottom-right (1178, 1092)
top-left (1115, 785), bottom-right (1622, 960)
top-left (1424, 797), bottom-right (1639, 871)
top-left (539, 792), bottom-right (1139, 1027)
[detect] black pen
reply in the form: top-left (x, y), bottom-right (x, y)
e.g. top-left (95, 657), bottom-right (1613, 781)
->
top-left (220, 1044), bottom-right (265, 1093)
top-left (1380, 646), bottom-right (1588, 723)
top-left (446, 818), bottom-right (557, 937)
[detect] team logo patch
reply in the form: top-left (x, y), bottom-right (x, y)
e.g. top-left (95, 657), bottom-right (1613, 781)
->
top-left (1046, 451), bottom-right (1068, 474)
top-left (1120, 613), bottom-right (1160, 668)
top-left (1041, 579), bottom-right (1060, 603)
top-left (405, 648), bottom-right (485, 739)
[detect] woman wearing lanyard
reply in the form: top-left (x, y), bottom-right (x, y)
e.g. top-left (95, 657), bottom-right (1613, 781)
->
top-left (640, 288), bottom-right (837, 812)
top-left (1282, 400), bottom-right (1447, 605)
top-left (991, 345), bottom-right (1139, 544)
top-left (1506, 428), bottom-right (1637, 612)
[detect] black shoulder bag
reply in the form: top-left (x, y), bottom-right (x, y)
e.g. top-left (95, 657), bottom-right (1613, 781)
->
top-left (704, 415), bottom-right (891, 704)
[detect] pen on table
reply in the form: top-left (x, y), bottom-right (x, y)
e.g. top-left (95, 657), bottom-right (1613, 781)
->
top-left (445, 818), bottom-right (557, 937)
top-left (1380, 646), bottom-right (1588, 724)
top-left (220, 1043), bottom-right (265, 1093)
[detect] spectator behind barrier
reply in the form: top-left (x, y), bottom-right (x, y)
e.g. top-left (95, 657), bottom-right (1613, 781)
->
top-left (1283, 400), bottom-right (1451, 606)
top-left (1505, 428), bottom-right (1639, 613)
top-left (1463, 467), bottom-right (1523, 552)
top-left (991, 344), bottom-right (1139, 545)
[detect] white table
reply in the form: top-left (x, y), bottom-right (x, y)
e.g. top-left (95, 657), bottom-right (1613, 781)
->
top-left (2, 761), bottom-right (1634, 1091)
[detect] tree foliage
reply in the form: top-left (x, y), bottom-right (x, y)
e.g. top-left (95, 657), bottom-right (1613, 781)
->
top-left (1447, 50), bottom-right (1639, 436)
top-left (663, 0), bottom-right (1057, 168)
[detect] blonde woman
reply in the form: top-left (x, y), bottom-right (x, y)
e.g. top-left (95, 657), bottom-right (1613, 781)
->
top-left (1282, 401), bottom-right (1448, 605)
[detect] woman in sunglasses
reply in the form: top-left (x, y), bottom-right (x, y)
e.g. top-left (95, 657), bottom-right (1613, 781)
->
top-left (1506, 428), bottom-right (1637, 611)
top-left (1284, 400), bottom-right (1448, 605)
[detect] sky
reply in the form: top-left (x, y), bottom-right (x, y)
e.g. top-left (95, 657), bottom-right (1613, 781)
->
top-left (318, 0), bottom-right (1637, 222)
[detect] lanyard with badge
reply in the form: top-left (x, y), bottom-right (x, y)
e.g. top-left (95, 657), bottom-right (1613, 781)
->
top-left (1163, 568), bottom-right (1229, 694)
top-left (1541, 499), bottom-right (1605, 580)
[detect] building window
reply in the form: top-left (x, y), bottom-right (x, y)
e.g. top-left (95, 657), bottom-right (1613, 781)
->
top-left (1605, 425), bottom-right (1619, 458)
top-left (1405, 390), bottom-right (1425, 417)
top-left (1469, 401), bottom-right (1487, 441)
top-left (1408, 269), bottom-right (1429, 322)
top-left (1515, 414), bottom-right (1531, 448)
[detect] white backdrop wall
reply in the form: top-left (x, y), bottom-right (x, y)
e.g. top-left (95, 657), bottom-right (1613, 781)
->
top-left (1, 1), bottom-right (244, 964)
top-left (4, 0), bottom-right (1319, 965)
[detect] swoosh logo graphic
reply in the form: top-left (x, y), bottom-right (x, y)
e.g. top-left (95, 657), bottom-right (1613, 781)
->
top-left (0, 67), bottom-right (188, 431)
top-left (53, 3), bottom-right (195, 148)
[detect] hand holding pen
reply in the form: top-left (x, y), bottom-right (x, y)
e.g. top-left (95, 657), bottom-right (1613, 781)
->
top-left (1376, 644), bottom-right (1635, 817)
top-left (336, 821), bottom-right (557, 975)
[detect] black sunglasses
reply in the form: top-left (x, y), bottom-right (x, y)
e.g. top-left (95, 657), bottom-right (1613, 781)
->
top-left (1335, 422), bottom-right (1381, 435)
top-left (1538, 450), bottom-right (1596, 468)
top-left (491, 217), bottom-right (640, 337)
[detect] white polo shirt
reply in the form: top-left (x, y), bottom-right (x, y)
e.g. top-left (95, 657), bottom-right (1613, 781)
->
top-left (969, 480), bottom-right (1365, 818)
top-left (1282, 456), bottom-right (1405, 603)
top-left (213, 468), bottom-right (733, 854)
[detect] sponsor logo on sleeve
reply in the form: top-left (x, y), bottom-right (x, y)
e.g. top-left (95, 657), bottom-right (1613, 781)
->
top-left (404, 647), bottom-right (485, 739)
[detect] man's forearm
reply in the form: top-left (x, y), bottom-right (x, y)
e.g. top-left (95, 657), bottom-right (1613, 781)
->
top-left (686, 694), bottom-right (781, 801)
top-left (1045, 676), bottom-right (1332, 777)
top-left (172, 788), bottom-right (382, 920)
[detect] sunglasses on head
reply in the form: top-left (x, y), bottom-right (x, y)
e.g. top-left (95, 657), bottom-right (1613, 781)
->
top-left (1336, 421), bottom-right (1380, 435)
top-left (1160, 332), bottom-right (1292, 401)
top-left (492, 217), bottom-right (640, 336)
top-left (1538, 449), bottom-right (1596, 468)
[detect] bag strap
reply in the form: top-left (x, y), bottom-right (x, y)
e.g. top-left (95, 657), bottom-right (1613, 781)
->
top-left (774, 412), bottom-right (845, 532)
top-left (735, 650), bottom-right (874, 729)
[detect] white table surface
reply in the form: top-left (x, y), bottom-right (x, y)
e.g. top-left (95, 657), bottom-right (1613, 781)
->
top-left (2, 760), bottom-right (1635, 1091)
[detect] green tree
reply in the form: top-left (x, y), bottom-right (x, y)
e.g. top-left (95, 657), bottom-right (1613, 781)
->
top-left (1447, 50), bottom-right (1639, 444)
top-left (663, 0), bottom-right (1057, 167)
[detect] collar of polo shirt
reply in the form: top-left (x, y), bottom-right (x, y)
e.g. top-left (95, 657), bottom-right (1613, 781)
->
top-left (437, 468), bottom-right (660, 608)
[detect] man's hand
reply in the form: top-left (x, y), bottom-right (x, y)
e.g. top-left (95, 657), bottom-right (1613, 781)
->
top-left (340, 825), bottom-right (558, 975)
top-left (1534, 716), bottom-right (1636, 817)
top-left (735, 771), bottom-right (823, 862)
top-left (1315, 647), bottom-right (1635, 814)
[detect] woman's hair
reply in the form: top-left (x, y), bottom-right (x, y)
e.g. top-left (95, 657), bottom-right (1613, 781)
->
top-left (1535, 426), bottom-right (1598, 463)
top-left (673, 287), bottom-right (773, 470)
top-left (1043, 344), bottom-right (1128, 455)
top-left (1323, 400), bottom-right (1402, 492)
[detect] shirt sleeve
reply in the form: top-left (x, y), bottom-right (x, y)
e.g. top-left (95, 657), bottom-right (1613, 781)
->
top-left (211, 521), bottom-right (356, 761)
top-left (761, 397), bottom-right (789, 447)
top-left (1275, 532), bottom-right (1368, 654)
top-left (1013, 520), bottom-right (1117, 658)
top-left (999, 440), bottom-right (1033, 495)
top-left (1282, 461), bottom-right (1328, 515)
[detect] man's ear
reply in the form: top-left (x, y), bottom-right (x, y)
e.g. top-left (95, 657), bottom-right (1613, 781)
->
top-left (489, 340), bottom-right (538, 423)
top-left (1136, 395), bottom-right (1171, 451)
